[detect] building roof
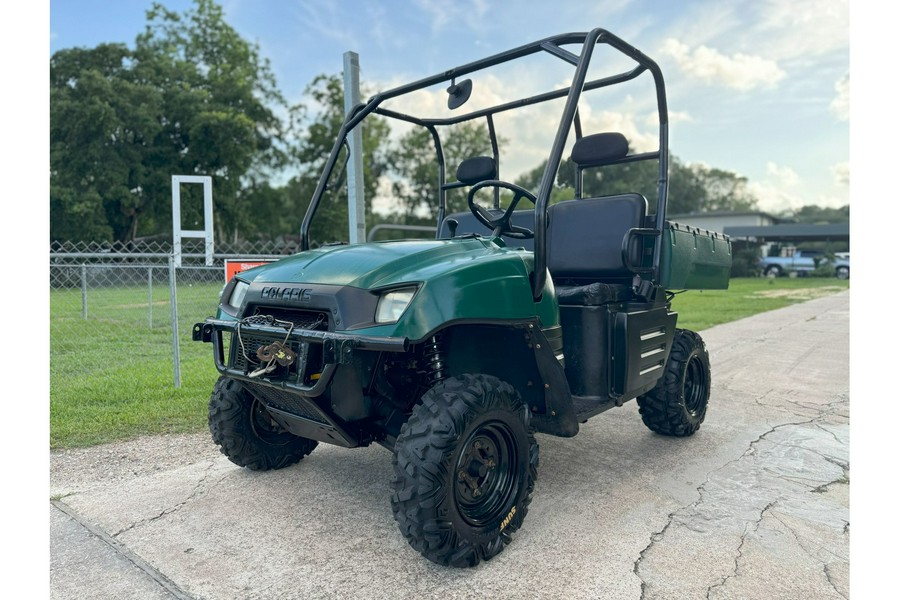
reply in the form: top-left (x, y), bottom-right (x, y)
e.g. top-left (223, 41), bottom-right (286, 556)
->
top-left (724, 223), bottom-right (849, 241)
top-left (669, 210), bottom-right (784, 222)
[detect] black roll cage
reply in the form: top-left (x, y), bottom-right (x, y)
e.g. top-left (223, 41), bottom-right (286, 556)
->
top-left (299, 28), bottom-right (669, 300)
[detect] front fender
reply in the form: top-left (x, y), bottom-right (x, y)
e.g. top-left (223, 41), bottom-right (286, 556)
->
top-left (355, 249), bottom-right (558, 342)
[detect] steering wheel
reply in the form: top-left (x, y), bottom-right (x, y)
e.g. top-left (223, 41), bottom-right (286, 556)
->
top-left (466, 180), bottom-right (537, 239)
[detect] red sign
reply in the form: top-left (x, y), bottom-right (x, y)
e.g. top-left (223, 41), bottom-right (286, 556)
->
top-left (224, 259), bottom-right (276, 282)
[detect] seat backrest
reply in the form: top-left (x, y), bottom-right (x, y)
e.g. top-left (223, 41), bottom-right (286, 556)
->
top-left (571, 132), bottom-right (629, 170)
top-left (547, 193), bottom-right (647, 281)
top-left (456, 156), bottom-right (496, 185)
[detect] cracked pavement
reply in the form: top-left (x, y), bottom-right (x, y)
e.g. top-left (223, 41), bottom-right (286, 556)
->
top-left (50, 291), bottom-right (849, 600)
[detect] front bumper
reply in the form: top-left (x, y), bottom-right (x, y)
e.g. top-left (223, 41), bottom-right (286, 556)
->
top-left (193, 318), bottom-right (410, 448)
top-left (193, 317), bottom-right (409, 396)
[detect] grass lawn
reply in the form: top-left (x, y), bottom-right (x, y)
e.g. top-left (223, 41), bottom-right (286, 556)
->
top-left (49, 276), bottom-right (849, 449)
top-left (50, 282), bottom-right (222, 449)
top-left (671, 277), bottom-right (849, 331)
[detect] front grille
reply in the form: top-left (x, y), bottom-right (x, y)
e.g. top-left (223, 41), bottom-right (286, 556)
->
top-left (229, 308), bottom-right (328, 374)
top-left (250, 306), bottom-right (329, 330)
top-left (231, 332), bottom-right (285, 372)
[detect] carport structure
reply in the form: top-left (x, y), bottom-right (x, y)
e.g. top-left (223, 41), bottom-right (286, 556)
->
top-left (724, 223), bottom-right (850, 244)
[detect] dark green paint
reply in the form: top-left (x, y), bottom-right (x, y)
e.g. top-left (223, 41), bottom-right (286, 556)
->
top-left (234, 237), bottom-right (559, 341)
top-left (659, 223), bottom-right (732, 290)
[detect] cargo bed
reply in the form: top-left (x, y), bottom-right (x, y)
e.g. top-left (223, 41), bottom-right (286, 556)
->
top-left (658, 221), bottom-right (731, 289)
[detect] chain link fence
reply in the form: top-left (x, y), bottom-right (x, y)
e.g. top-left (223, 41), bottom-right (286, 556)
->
top-left (49, 233), bottom-right (443, 438)
top-left (50, 234), bottom-right (445, 445)
top-left (50, 237), bottom-right (304, 256)
top-left (49, 240), bottom-right (290, 401)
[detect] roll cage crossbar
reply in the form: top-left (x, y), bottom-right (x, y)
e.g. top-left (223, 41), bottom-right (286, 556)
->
top-left (300, 29), bottom-right (670, 300)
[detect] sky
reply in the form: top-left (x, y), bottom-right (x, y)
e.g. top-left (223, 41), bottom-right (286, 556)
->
top-left (48, 0), bottom-right (850, 214)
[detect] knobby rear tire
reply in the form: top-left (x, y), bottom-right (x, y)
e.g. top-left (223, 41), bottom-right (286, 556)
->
top-left (636, 329), bottom-right (711, 437)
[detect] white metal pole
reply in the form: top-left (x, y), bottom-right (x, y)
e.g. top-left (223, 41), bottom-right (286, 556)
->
top-left (171, 177), bottom-right (183, 268)
top-left (81, 265), bottom-right (87, 320)
top-left (148, 267), bottom-right (153, 329)
top-left (169, 257), bottom-right (181, 389)
top-left (343, 51), bottom-right (366, 244)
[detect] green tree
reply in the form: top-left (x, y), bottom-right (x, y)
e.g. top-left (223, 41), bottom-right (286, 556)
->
top-left (556, 156), bottom-right (659, 202)
top-left (513, 160), bottom-right (575, 205)
top-left (50, 0), bottom-right (294, 242)
top-left (542, 147), bottom-right (758, 214)
top-left (390, 121), bottom-right (498, 221)
top-left (784, 205), bottom-right (849, 224)
top-left (679, 162), bottom-right (757, 213)
top-left (50, 44), bottom-right (164, 241)
top-left (289, 74), bottom-right (392, 245)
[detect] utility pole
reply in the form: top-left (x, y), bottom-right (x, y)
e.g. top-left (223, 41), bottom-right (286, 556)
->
top-left (343, 51), bottom-right (366, 243)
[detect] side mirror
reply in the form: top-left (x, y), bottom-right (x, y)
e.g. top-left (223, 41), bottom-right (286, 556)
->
top-left (447, 79), bottom-right (472, 110)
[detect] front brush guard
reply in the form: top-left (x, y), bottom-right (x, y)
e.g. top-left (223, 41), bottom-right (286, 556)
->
top-left (193, 318), bottom-right (409, 397)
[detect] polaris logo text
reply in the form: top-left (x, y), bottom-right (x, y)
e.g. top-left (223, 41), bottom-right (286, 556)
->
top-left (261, 287), bottom-right (312, 303)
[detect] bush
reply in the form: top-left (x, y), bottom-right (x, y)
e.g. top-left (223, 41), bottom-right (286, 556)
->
top-left (730, 247), bottom-right (761, 278)
top-left (811, 262), bottom-right (839, 278)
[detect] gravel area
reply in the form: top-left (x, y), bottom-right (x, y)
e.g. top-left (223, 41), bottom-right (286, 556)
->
top-left (50, 433), bottom-right (220, 497)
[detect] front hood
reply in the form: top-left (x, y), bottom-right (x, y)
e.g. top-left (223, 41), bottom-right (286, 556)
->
top-left (240, 238), bottom-right (505, 290)
top-left (229, 236), bottom-right (559, 339)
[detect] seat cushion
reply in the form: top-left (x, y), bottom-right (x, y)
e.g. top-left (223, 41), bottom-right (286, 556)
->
top-left (555, 282), bottom-right (633, 306)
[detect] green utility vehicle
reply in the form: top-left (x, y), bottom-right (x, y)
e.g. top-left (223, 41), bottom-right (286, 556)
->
top-left (194, 29), bottom-right (731, 567)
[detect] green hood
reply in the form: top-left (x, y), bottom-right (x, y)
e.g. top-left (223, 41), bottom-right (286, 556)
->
top-left (244, 238), bottom-right (503, 289)
top-left (237, 237), bottom-right (559, 338)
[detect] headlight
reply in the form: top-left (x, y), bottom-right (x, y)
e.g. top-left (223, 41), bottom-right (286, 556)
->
top-left (228, 280), bottom-right (250, 309)
top-left (375, 287), bottom-right (416, 323)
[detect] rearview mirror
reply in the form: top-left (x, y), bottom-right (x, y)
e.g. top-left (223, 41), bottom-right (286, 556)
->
top-left (447, 79), bottom-right (473, 110)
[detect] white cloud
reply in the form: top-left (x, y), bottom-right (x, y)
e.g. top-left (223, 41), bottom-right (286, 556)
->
top-left (664, 1), bottom-right (847, 65)
top-left (831, 162), bottom-right (849, 186)
top-left (748, 161), bottom-right (849, 211)
top-left (661, 38), bottom-right (786, 91)
top-left (756, 0), bottom-right (848, 60)
top-left (413, 0), bottom-right (489, 33)
top-left (645, 110), bottom-right (691, 127)
top-left (766, 162), bottom-right (800, 187)
top-left (748, 162), bottom-right (804, 211)
top-left (578, 107), bottom-right (658, 154)
top-left (830, 74), bottom-right (849, 121)
top-left (747, 180), bottom-right (805, 212)
top-left (372, 177), bottom-right (400, 217)
top-left (813, 195), bottom-right (849, 209)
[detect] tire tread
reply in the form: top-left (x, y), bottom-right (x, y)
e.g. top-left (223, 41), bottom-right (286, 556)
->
top-left (390, 374), bottom-right (538, 567)
top-left (636, 329), bottom-right (710, 437)
top-left (208, 376), bottom-right (317, 471)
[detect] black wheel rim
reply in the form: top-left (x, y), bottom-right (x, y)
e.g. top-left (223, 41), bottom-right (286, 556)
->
top-left (683, 354), bottom-right (708, 415)
top-left (454, 420), bottom-right (519, 528)
top-left (249, 397), bottom-right (292, 446)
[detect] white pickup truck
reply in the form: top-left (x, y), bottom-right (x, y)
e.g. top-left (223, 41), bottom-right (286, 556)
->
top-left (758, 250), bottom-right (850, 279)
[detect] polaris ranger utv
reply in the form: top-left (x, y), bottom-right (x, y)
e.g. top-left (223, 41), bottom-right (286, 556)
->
top-left (194, 28), bottom-right (731, 567)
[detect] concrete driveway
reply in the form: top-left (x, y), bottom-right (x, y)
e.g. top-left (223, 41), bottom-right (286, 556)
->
top-left (50, 291), bottom-right (849, 600)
